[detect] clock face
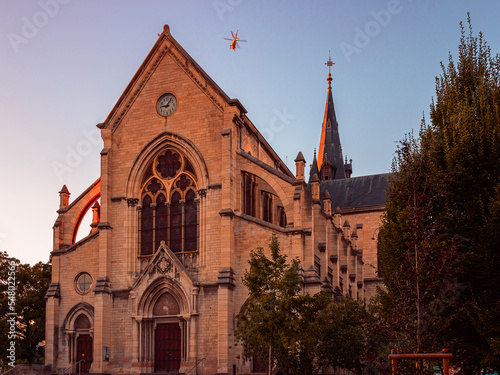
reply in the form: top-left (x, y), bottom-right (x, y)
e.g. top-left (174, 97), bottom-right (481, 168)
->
top-left (157, 94), bottom-right (177, 116)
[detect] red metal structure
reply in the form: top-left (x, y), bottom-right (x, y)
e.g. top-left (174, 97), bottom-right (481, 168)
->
top-left (389, 349), bottom-right (453, 375)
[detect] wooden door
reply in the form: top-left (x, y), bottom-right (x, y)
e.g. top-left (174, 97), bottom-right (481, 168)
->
top-left (155, 323), bottom-right (181, 372)
top-left (76, 334), bottom-right (93, 373)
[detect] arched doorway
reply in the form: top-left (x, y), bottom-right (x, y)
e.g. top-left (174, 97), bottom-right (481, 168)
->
top-left (153, 292), bottom-right (182, 372)
top-left (135, 274), bottom-right (195, 373)
top-left (74, 314), bottom-right (93, 373)
top-left (63, 303), bottom-right (94, 373)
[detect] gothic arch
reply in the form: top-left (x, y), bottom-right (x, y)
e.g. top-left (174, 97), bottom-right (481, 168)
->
top-left (239, 164), bottom-right (293, 216)
top-left (240, 166), bottom-right (293, 228)
top-left (137, 150), bottom-right (200, 256)
top-left (71, 193), bottom-right (100, 244)
top-left (134, 276), bottom-right (194, 371)
top-left (55, 178), bottom-right (100, 246)
top-left (125, 132), bottom-right (209, 270)
top-left (136, 276), bottom-right (191, 317)
top-left (63, 302), bottom-right (95, 331)
top-left (126, 132), bottom-right (209, 198)
top-left (63, 303), bottom-right (95, 372)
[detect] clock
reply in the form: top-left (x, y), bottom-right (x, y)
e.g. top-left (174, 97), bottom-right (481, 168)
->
top-left (157, 94), bottom-right (177, 116)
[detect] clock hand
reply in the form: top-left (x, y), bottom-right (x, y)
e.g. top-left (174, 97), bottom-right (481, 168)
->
top-left (162, 98), bottom-right (173, 109)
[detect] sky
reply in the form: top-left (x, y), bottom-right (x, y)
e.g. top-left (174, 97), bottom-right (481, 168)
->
top-left (1, 0), bottom-right (500, 265)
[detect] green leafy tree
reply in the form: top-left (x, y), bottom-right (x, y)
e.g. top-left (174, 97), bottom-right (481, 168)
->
top-left (378, 15), bottom-right (500, 373)
top-left (0, 251), bottom-right (51, 371)
top-left (235, 234), bottom-right (322, 375)
top-left (236, 235), bottom-right (381, 375)
top-left (428, 16), bottom-right (500, 373)
top-left (377, 132), bottom-right (463, 374)
top-left (318, 297), bottom-right (387, 375)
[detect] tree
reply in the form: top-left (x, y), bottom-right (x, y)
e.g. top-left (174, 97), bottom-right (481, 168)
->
top-left (429, 16), bottom-right (500, 373)
top-left (235, 234), bottom-right (324, 375)
top-left (378, 15), bottom-right (500, 373)
top-left (0, 251), bottom-right (51, 371)
top-left (235, 235), bottom-right (381, 375)
top-left (377, 132), bottom-right (464, 373)
top-left (317, 297), bottom-right (387, 375)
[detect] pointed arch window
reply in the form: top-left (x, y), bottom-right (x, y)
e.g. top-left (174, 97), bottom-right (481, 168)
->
top-left (155, 193), bottom-right (168, 251)
top-left (170, 191), bottom-right (182, 252)
top-left (141, 195), bottom-right (154, 256)
top-left (241, 171), bottom-right (288, 228)
top-left (277, 206), bottom-right (287, 227)
top-left (139, 148), bottom-right (199, 256)
top-left (185, 190), bottom-right (197, 252)
top-left (242, 172), bottom-right (256, 216)
top-left (262, 191), bottom-right (273, 223)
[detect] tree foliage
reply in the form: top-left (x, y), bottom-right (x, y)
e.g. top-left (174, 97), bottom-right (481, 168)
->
top-left (235, 234), bottom-right (321, 375)
top-left (378, 15), bottom-right (500, 373)
top-left (0, 251), bottom-right (51, 371)
top-left (317, 297), bottom-right (387, 375)
top-left (235, 235), bottom-right (381, 375)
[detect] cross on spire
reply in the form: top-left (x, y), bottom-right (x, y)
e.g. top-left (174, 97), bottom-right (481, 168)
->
top-left (325, 50), bottom-right (334, 73)
top-left (325, 50), bottom-right (334, 88)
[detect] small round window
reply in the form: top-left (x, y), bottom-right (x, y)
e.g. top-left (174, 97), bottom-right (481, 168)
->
top-left (75, 273), bottom-right (93, 295)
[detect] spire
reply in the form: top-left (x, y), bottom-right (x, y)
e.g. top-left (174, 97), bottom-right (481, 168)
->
top-left (309, 148), bottom-right (319, 182)
top-left (316, 52), bottom-right (346, 180)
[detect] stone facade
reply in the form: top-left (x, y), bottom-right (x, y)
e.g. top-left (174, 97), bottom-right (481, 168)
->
top-left (45, 25), bottom-right (385, 375)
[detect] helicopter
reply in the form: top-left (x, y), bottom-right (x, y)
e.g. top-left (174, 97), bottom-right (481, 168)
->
top-left (224, 29), bottom-right (247, 50)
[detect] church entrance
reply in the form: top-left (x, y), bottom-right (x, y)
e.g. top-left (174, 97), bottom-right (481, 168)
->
top-left (154, 323), bottom-right (181, 372)
top-left (76, 334), bottom-right (93, 373)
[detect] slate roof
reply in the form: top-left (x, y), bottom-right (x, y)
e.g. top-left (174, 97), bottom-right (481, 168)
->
top-left (318, 173), bottom-right (389, 209)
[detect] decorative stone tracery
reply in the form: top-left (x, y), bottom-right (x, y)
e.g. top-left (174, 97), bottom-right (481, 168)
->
top-left (138, 147), bottom-right (199, 261)
top-left (132, 246), bottom-right (198, 373)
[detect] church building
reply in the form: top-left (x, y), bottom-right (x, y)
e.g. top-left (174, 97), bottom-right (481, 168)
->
top-left (46, 25), bottom-right (388, 375)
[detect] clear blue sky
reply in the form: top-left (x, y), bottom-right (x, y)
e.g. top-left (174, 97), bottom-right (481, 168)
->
top-left (1, 1), bottom-right (499, 265)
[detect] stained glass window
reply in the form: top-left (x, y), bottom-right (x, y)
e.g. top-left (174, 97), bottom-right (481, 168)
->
top-left (184, 160), bottom-right (196, 177)
top-left (278, 206), bottom-right (287, 228)
top-left (176, 174), bottom-right (191, 191)
top-left (243, 173), bottom-right (255, 216)
top-left (140, 150), bottom-right (199, 256)
top-left (157, 151), bottom-right (181, 178)
top-left (262, 192), bottom-right (272, 223)
top-left (170, 191), bottom-right (182, 253)
top-left (155, 193), bottom-right (168, 251)
top-left (75, 273), bottom-right (92, 294)
top-left (141, 195), bottom-right (154, 256)
top-left (148, 178), bottom-right (163, 195)
top-left (184, 190), bottom-right (197, 252)
top-left (142, 163), bottom-right (154, 185)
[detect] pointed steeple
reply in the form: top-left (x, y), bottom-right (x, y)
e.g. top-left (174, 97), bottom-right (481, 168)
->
top-left (309, 148), bottom-right (319, 182)
top-left (315, 52), bottom-right (346, 181)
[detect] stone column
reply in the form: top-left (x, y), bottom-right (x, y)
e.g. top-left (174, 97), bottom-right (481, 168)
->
top-left (217, 268), bottom-right (235, 375)
top-left (45, 282), bottom-right (60, 371)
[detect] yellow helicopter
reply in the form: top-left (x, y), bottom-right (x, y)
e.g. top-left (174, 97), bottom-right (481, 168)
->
top-left (224, 29), bottom-right (247, 50)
